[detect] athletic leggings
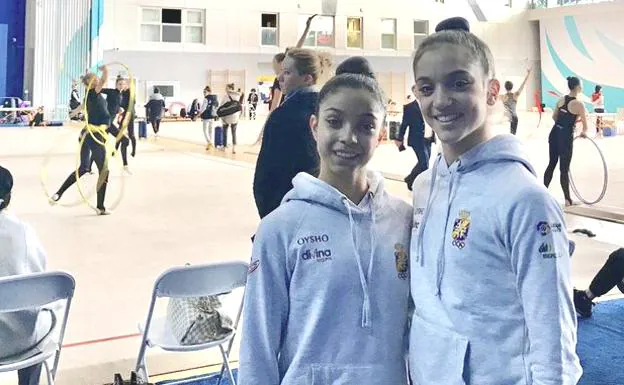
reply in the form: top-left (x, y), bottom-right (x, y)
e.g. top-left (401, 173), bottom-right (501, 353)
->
top-left (56, 131), bottom-right (109, 210)
top-left (116, 112), bottom-right (136, 156)
top-left (510, 115), bottom-right (519, 135)
top-left (223, 123), bottom-right (238, 146)
top-left (544, 129), bottom-right (573, 202)
top-left (109, 125), bottom-right (129, 166)
top-left (151, 119), bottom-right (161, 134)
top-left (589, 248), bottom-right (624, 297)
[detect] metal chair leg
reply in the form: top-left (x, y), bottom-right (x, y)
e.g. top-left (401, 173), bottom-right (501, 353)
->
top-left (218, 345), bottom-right (236, 385)
top-left (135, 344), bottom-right (149, 383)
top-left (44, 360), bottom-right (54, 385)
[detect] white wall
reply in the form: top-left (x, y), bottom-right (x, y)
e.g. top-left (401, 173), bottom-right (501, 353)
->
top-left (101, 0), bottom-right (540, 109)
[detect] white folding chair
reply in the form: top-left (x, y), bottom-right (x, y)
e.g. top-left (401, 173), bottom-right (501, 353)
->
top-left (0, 271), bottom-right (76, 385)
top-left (135, 261), bottom-right (249, 385)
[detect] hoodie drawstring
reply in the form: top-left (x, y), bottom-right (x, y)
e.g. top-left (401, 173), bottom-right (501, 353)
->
top-left (343, 193), bottom-right (376, 328)
top-left (416, 156), bottom-right (441, 267)
top-left (414, 155), bottom-right (460, 296)
top-left (435, 169), bottom-right (459, 296)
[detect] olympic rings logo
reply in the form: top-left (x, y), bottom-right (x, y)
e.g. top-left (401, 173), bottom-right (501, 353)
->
top-left (452, 240), bottom-right (466, 249)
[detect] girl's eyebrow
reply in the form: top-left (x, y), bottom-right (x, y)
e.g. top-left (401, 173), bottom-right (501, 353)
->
top-left (323, 108), bottom-right (377, 119)
top-left (416, 70), bottom-right (473, 83)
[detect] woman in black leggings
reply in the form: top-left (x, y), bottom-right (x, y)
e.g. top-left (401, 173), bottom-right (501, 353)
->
top-left (52, 67), bottom-right (112, 215)
top-left (543, 76), bottom-right (588, 206)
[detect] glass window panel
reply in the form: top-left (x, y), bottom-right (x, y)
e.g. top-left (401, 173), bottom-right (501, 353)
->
top-left (187, 10), bottom-right (202, 24)
top-left (262, 28), bottom-right (278, 45)
top-left (163, 25), bottom-right (182, 42)
top-left (141, 24), bottom-right (160, 42)
top-left (381, 34), bottom-right (395, 49)
top-left (162, 9), bottom-right (181, 24)
top-left (142, 9), bottom-right (160, 23)
top-left (413, 20), bottom-right (428, 34)
top-left (381, 19), bottom-right (396, 34)
top-left (262, 14), bottom-right (278, 28)
top-left (185, 26), bottom-right (203, 43)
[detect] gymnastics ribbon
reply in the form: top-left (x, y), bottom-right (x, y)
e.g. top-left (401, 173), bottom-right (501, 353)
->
top-left (534, 91), bottom-right (543, 129)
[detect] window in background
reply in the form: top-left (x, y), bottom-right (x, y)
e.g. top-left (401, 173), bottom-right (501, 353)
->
top-left (413, 20), bottom-right (429, 49)
top-left (141, 8), bottom-right (161, 42)
top-left (154, 85), bottom-right (175, 97)
top-left (381, 18), bottom-right (396, 49)
top-left (298, 15), bottom-right (335, 48)
top-left (185, 10), bottom-right (204, 43)
top-left (347, 17), bottom-right (363, 48)
top-left (261, 14), bottom-right (279, 46)
top-left (140, 8), bottom-right (204, 43)
top-left (161, 8), bottom-right (181, 42)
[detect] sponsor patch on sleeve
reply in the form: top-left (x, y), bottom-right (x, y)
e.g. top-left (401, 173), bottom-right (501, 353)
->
top-left (538, 242), bottom-right (559, 259)
top-left (536, 221), bottom-right (562, 236)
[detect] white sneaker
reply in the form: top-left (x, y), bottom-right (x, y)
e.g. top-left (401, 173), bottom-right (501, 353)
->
top-left (123, 166), bottom-right (133, 175)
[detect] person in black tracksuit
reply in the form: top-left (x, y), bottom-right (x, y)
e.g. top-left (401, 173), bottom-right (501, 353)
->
top-left (253, 48), bottom-right (330, 219)
top-left (52, 67), bottom-right (111, 215)
top-left (145, 88), bottom-right (166, 135)
top-left (543, 76), bottom-right (588, 207)
top-left (395, 86), bottom-right (431, 191)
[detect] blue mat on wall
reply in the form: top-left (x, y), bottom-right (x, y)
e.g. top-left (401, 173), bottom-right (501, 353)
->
top-left (155, 300), bottom-right (624, 385)
top-left (577, 298), bottom-right (624, 385)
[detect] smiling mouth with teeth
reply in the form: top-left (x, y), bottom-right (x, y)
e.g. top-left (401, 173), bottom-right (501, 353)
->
top-left (435, 114), bottom-right (462, 123)
top-left (334, 151), bottom-right (359, 159)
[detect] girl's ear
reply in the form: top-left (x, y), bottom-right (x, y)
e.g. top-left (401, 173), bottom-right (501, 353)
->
top-left (310, 114), bottom-right (319, 141)
top-left (377, 117), bottom-right (387, 148)
top-left (304, 73), bottom-right (315, 86)
top-left (487, 79), bottom-right (501, 106)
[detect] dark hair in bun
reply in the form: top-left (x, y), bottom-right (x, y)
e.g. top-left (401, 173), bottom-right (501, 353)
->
top-left (435, 17), bottom-right (470, 33)
top-left (335, 56), bottom-right (376, 79)
top-left (413, 16), bottom-right (495, 80)
top-left (567, 76), bottom-right (580, 90)
top-left (316, 61), bottom-right (386, 117)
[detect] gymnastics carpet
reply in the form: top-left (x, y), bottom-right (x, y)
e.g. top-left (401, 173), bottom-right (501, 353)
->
top-left (577, 298), bottom-right (624, 385)
top-left (155, 300), bottom-right (624, 385)
top-left (156, 369), bottom-right (237, 385)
